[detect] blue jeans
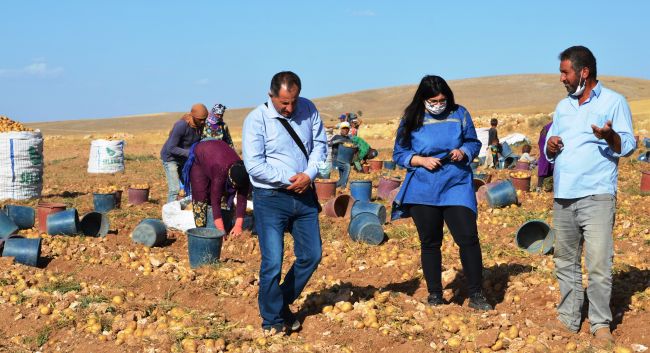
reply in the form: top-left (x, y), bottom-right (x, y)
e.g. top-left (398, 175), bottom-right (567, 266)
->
top-left (163, 161), bottom-right (182, 203)
top-left (253, 187), bottom-right (322, 327)
top-left (333, 160), bottom-right (350, 188)
top-left (553, 194), bottom-right (615, 334)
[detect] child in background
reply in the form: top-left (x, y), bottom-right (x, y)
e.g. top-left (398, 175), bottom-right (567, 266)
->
top-left (519, 144), bottom-right (536, 164)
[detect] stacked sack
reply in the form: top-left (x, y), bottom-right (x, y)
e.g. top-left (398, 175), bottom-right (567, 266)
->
top-left (0, 116), bottom-right (44, 200)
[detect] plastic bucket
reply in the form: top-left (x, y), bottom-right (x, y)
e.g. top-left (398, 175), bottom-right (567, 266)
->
top-left (131, 218), bottom-right (168, 247)
top-left (361, 164), bottom-right (370, 173)
top-left (377, 177), bottom-right (402, 200)
top-left (128, 188), bottom-right (150, 205)
top-left (486, 180), bottom-right (518, 208)
top-left (383, 160), bottom-right (396, 170)
top-left (515, 161), bottom-right (530, 171)
top-left (348, 212), bottom-right (384, 245)
top-left (499, 156), bottom-right (517, 169)
top-left (2, 237), bottom-right (42, 267)
top-left (473, 173), bottom-right (492, 183)
top-left (638, 151), bottom-right (650, 162)
top-left (3, 205), bottom-right (35, 230)
top-left (0, 212), bottom-right (19, 239)
top-left (314, 180), bottom-right (337, 202)
top-left (641, 170), bottom-right (650, 194)
top-left (37, 202), bottom-right (66, 233)
top-left (501, 142), bottom-right (513, 158)
top-left (510, 176), bottom-right (531, 192)
top-left (350, 180), bottom-right (372, 202)
top-left (46, 209), bottom-right (80, 235)
top-left (93, 193), bottom-right (116, 213)
top-left (644, 137), bottom-right (650, 149)
top-left (351, 201), bottom-right (386, 224)
top-left (336, 145), bottom-right (357, 164)
top-left (476, 182), bottom-right (498, 203)
top-left (387, 187), bottom-right (400, 206)
top-left (80, 212), bottom-right (110, 237)
top-left (324, 194), bottom-right (355, 218)
top-left (515, 220), bottom-right (555, 255)
top-left (114, 190), bottom-right (123, 209)
top-left (187, 227), bottom-right (225, 268)
top-left (473, 178), bottom-right (487, 192)
top-left (368, 160), bottom-right (383, 172)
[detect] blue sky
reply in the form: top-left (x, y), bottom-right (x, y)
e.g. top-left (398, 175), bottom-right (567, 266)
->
top-left (2, 0), bottom-right (649, 122)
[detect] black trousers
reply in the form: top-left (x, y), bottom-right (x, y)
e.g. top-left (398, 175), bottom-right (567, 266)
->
top-left (410, 205), bottom-right (483, 295)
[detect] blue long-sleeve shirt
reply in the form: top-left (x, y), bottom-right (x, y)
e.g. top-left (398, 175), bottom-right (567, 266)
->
top-left (393, 105), bottom-right (482, 213)
top-left (242, 97), bottom-right (328, 189)
top-left (160, 119), bottom-right (202, 163)
top-left (544, 82), bottom-right (636, 199)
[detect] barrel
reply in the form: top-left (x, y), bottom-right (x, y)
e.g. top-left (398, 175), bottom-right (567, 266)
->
top-left (93, 193), bottom-right (116, 213)
top-left (314, 180), bottom-right (337, 202)
top-left (187, 227), bottom-right (225, 268)
top-left (46, 209), bottom-right (80, 235)
top-left (515, 220), bottom-right (555, 255)
top-left (336, 145), bottom-right (357, 164)
top-left (0, 212), bottom-right (18, 239)
top-left (3, 205), bottom-right (35, 230)
top-left (348, 212), bottom-right (384, 245)
top-left (377, 177), bottom-right (402, 200)
top-left (131, 218), bottom-right (168, 247)
top-left (128, 187), bottom-right (150, 205)
top-left (486, 180), bottom-right (518, 208)
top-left (324, 194), bottom-right (354, 218)
top-left (80, 212), bottom-right (110, 237)
top-left (351, 201), bottom-right (386, 224)
top-left (641, 170), bottom-right (650, 194)
top-left (383, 160), bottom-right (396, 170)
top-left (350, 180), bottom-right (372, 202)
top-left (368, 160), bottom-right (383, 172)
top-left (37, 202), bottom-right (66, 233)
top-left (2, 237), bottom-right (42, 267)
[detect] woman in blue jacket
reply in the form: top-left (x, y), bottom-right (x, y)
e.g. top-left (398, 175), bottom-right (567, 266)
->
top-left (392, 75), bottom-right (491, 311)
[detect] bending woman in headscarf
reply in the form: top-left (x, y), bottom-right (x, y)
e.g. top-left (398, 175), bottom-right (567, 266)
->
top-left (182, 128), bottom-right (250, 237)
top-left (204, 103), bottom-right (234, 148)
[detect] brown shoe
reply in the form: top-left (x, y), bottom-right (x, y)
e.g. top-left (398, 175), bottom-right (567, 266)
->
top-left (593, 327), bottom-right (614, 347)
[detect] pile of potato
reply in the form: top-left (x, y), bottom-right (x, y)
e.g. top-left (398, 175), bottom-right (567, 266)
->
top-left (510, 171), bottom-right (531, 179)
top-left (129, 183), bottom-right (150, 189)
top-left (96, 185), bottom-right (120, 194)
top-left (0, 115), bottom-right (33, 133)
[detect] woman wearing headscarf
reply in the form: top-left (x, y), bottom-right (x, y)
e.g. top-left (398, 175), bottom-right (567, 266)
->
top-left (182, 126), bottom-right (250, 237)
top-left (392, 75), bottom-right (491, 311)
top-left (204, 103), bottom-right (234, 148)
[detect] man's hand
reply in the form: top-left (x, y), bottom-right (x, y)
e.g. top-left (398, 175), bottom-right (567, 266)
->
top-left (591, 120), bottom-right (614, 140)
top-left (287, 172), bottom-right (311, 193)
top-left (450, 149), bottom-right (465, 162)
top-left (411, 155), bottom-right (442, 171)
top-left (546, 136), bottom-right (564, 157)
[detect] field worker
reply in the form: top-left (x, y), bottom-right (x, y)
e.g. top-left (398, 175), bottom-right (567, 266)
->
top-left (536, 121), bottom-right (553, 192)
top-left (488, 118), bottom-right (499, 149)
top-left (181, 125), bottom-right (250, 236)
top-left (392, 75), bottom-right (491, 311)
top-left (160, 103), bottom-right (208, 202)
top-left (335, 114), bottom-right (347, 129)
top-left (204, 103), bottom-right (234, 148)
top-left (545, 46), bottom-right (636, 344)
top-left (349, 118), bottom-right (361, 137)
top-left (329, 122), bottom-right (353, 188)
top-left (518, 144), bottom-right (536, 165)
top-left (242, 71), bottom-right (327, 335)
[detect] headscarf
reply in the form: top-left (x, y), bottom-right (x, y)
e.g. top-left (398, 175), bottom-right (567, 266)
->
top-left (203, 103), bottom-right (227, 140)
top-left (183, 103), bottom-right (209, 130)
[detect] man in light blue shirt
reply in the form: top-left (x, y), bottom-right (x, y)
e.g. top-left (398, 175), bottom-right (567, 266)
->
top-left (545, 46), bottom-right (636, 344)
top-left (242, 71), bottom-right (327, 334)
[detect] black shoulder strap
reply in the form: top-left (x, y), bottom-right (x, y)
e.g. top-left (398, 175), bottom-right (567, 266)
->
top-left (276, 118), bottom-right (309, 160)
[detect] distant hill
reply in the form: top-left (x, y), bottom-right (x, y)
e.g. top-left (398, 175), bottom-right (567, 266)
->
top-left (27, 74), bottom-right (650, 135)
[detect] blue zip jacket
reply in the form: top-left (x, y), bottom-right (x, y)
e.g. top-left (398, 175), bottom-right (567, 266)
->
top-left (392, 105), bottom-right (481, 215)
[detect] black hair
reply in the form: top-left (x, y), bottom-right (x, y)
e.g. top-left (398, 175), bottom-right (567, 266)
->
top-left (399, 75), bottom-right (458, 142)
top-left (559, 46), bottom-right (597, 79)
top-left (490, 118), bottom-right (498, 126)
top-left (522, 144), bottom-right (531, 153)
top-left (270, 71), bottom-right (302, 96)
top-left (228, 161), bottom-right (250, 192)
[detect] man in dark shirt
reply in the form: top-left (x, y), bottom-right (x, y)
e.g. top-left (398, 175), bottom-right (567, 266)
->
top-left (160, 104), bottom-right (208, 202)
top-left (488, 118), bottom-right (499, 147)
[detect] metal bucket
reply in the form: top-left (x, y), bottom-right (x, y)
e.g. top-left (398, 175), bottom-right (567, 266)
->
top-left (515, 220), bottom-right (555, 255)
top-left (351, 201), bottom-right (386, 224)
top-left (348, 212), bottom-right (384, 245)
top-left (350, 180), bottom-right (372, 202)
top-left (93, 193), bottom-right (116, 213)
top-left (0, 212), bottom-right (19, 239)
top-left (187, 227), bottom-right (225, 268)
top-left (80, 212), bottom-right (110, 237)
top-left (324, 194), bottom-right (354, 218)
top-left (2, 237), bottom-right (42, 267)
top-left (131, 218), bottom-right (168, 247)
top-left (486, 180), bottom-right (518, 208)
top-left (46, 209), bottom-right (80, 235)
top-left (3, 205), bottom-right (35, 230)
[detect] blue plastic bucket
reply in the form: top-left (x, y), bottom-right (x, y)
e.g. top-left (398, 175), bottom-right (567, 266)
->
top-left (348, 212), bottom-right (384, 245)
top-left (644, 137), bottom-right (650, 149)
top-left (638, 151), bottom-right (649, 162)
top-left (337, 145), bottom-right (357, 164)
top-left (351, 201), bottom-right (386, 224)
top-left (486, 180), bottom-right (518, 208)
top-left (501, 142), bottom-right (513, 158)
top-left (206, 207), bottom-right (255, 234)
top-left (131, 219), bottom-right (167, 247)
top-left (46, 209), bottom-right (80, 235)
top-left (3, 205), bottom-right (35, 230)
top-left (80, 212), bottom-right (110, 237)
top-left (2, 237), bottom-right (41, 267)
top-left (515, 220), bottom-right (555, 255)
top-left (93, 193), bottom-right (116, 213)
top-left (0, 212), bottom-right (19, 239)
top-left (350, 180), bottom-right (372, 202)
top-left (187, 227), bottom-right (225, 268)
top-left (383, 160), bottom-right (396, 170)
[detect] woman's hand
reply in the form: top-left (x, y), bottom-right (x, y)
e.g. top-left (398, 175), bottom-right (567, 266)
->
top-left (227, 217), bottom-right (245, 239)
top-left (450, 149), bottom-right (465, 162)
top-left (411, 155), bottom-right (442, 171)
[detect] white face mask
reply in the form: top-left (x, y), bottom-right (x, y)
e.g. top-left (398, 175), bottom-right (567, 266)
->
top-left (570, 70), bottom-right (586, 97)
top-left (424, 101), bottom-right (447, 115)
